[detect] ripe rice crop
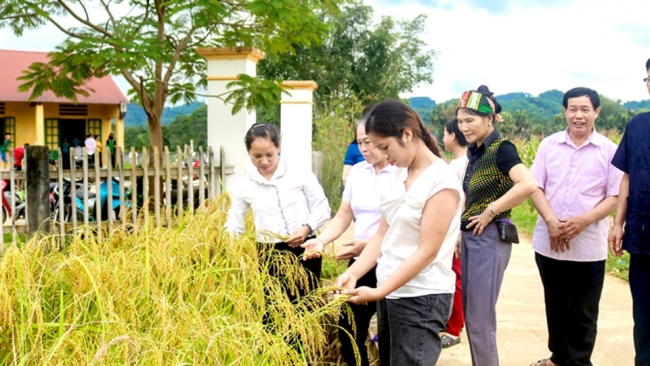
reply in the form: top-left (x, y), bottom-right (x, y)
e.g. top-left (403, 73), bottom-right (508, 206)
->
top-left (0, 194), bottom-right (348, 365)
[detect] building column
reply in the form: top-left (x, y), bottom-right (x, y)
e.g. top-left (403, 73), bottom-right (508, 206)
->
top-left (35, 103), bottom-right (44, 145)
top-left (196, 46), bottom-right (265, 194)
top-left (116, 118), bottom-right (124, 152)
top-left (280, 81), bottom-right (318, 172)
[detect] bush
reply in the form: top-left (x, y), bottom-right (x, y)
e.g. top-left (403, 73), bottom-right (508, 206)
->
top-left (313, 97), bottom-right (364, 213)
top-left (0, 195), bottom-right (346, 364)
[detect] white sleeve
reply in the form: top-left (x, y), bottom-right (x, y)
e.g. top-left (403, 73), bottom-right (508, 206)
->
top-left (342, 164), bottom-right (360, 203)
top-left (303, 170), bottom-right (331, 232)
top-left (224, 184), bottom-right (249, 235)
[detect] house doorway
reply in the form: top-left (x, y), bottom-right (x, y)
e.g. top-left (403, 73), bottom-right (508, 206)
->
top-left (59, 119), bottom-right (86, 148)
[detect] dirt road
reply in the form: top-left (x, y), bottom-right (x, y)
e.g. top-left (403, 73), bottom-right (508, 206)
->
top-left (438, 236), bottom-right (635, 366)
top-left (328, 225), bottom-right (636, 365)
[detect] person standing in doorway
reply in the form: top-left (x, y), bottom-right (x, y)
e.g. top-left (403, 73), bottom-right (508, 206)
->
top-left (529, 87), bottom-right (623, 366)
top-left (106, 133), bottom-right (116, 168)
top-left (94, 135), bottom-right (103, 168)
top-left (84, 133), bottom-right (96, 167)
top-left (457, 86), bottom-right (537, 366)
top-left (609, 58), bottom-right (650, 366)
top-left (1, 133), bottom-right (11, 170)
top-left (61, 137), bottom-right (71, 170)
top-left (441, 118), bottom-right (469, 349)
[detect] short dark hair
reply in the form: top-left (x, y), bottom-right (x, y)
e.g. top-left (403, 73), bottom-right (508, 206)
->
top-left (5, 133), bottom-right (10, 137)
top-left (86, 133), bottom-right (92, 138)
top-left (646, 58), bottom-right (650, 72)
top-left (365, 100), bottom-right (441, 157)
top-left (244, 123), bottom-right (280, 151)
top-left (445, 119), bottom-right (468, 147)
top-left (94, 134), bottom-right (99, 139)
top-left (562, 87), bottom-right (600, 109)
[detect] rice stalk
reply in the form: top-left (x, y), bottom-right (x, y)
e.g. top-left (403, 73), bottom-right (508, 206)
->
top-left (0, 193), bottom-right (345, 365)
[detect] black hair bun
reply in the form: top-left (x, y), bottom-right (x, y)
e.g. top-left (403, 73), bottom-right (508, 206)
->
top-left (477, 85), bottom-right (493, 97)
top-left (477, 85), bottom-right (501, 113)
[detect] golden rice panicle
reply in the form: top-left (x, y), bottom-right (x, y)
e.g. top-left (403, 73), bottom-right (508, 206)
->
top-left (0, 193), bottom-right (343, 365)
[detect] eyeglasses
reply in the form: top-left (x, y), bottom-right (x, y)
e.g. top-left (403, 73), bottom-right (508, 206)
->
top-left (645, 77), bottom-right (650, 83)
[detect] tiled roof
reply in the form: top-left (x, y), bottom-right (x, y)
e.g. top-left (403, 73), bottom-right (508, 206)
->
top-left (0, 49), bottom-right (129, 105)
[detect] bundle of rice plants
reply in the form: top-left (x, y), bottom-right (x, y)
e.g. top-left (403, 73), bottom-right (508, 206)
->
top-left (0, 194), bottom-right (347, 365)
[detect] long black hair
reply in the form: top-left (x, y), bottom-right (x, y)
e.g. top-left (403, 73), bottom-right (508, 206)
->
top-left (445, 119), bottom-right (469, 147)
top-left (365, 100), bottom-right (441, 157)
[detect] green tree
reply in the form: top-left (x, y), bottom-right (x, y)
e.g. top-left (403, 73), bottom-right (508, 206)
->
top-left (1, 0), bottom-right (340, 154)
top-left (428, 101), bottom-right (458, 143)
top-left (258, 3), bottom-right (435, 111)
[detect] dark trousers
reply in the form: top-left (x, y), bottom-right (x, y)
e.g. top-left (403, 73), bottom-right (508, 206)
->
top-left (630, 253), bottom-right (650, 366)
top-left (62, 152), bottom-right (70, 170)
top-left (535, 253), bottom-right (605, 366)
top-left (98, 152), bottom-right (103, 168)
top-left (377, 293), bottom-right (452, 366)
top-left (339, 260), bottom-right (377, 366)
top-left (446, 255), bottom-right (464, 337)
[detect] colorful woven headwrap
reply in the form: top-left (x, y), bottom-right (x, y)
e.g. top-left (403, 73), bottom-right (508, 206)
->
top-left (459, 91), bottom-right (503, 122)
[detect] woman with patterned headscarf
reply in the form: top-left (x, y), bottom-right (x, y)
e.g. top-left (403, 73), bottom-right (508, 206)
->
top-left (456, 85), bottom-right (536, 366)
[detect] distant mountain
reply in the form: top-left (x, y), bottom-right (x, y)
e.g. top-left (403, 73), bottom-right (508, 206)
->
top-left (623, 100), bottom-right (650, 111)
top-left (496, 89), bottom-right (564, 119)
top-left (408, 97), bottom-right (436, 120)
top-left (124, 101), bottom-right (205, 127)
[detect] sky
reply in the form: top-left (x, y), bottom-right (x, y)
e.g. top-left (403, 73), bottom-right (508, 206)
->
top-left (1, 0), bottom-right (649, 103)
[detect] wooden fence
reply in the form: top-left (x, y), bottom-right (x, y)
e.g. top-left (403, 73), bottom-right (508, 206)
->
top-left (0, 146), bottom-right (233, 245)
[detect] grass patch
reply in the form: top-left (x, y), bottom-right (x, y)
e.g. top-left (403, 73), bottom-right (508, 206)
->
top-left (0, 195), bottom-right (346, 364)
top-left (606, 251), bottom-right (630, 281)
top-left (511, 198), bottom-right (538, 237)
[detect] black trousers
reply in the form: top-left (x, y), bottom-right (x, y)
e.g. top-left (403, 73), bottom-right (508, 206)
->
top-left (339, 260), bottom-right (377, 366)
top-left (630, 253), bottom-right (650, 366)
top-left (62, 152), bottom-right (70, 169)
top-left (535, 253), bottom-right (605, 366)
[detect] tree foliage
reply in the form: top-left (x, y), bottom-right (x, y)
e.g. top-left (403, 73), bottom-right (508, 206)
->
top-left (0, 0), bottom-right (340, 153)
top-left (257, 3), bottom-right (436, 115)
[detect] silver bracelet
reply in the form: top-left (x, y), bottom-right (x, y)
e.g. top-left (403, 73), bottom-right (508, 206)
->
top-left (489, 203), bottom-right (497, 217)
top-left (315, 237), bottom-right (325, 246)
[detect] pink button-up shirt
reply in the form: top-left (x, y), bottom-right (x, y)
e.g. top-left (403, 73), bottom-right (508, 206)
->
top-left (530, 129), bottom-right (623, 261)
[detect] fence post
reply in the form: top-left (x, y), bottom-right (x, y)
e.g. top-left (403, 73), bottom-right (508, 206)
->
top-left (25, 145), bottom-right (50, 236)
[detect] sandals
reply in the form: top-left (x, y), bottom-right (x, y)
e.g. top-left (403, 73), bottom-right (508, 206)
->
top-left (530, 359), bottom-right (555, 366)
top-left (441, 334), bottom-right (461, 348)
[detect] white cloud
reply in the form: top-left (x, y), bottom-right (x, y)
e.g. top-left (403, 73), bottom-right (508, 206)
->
top-left (367, 0), bottom-right (650, 102)
top-left (1, 0), bottom-right (648, 103)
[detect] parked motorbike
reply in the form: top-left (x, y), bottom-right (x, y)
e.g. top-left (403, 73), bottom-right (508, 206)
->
top-left (74, 178), bottom-right (131, 222)
top-left (75, 178), bottom-right (132, 222)
top-left (50, 178), bottom-right (84, 222)
top-left (0, 180), bottom-right (26, 224)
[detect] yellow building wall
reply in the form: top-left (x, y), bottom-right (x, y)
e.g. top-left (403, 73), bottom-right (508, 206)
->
top-left (2, 102), bottom-right (121, 165)
top-left (4, 102), bottom-right (37, 148)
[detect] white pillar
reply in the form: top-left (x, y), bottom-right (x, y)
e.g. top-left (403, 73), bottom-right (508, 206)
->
top-left (280, 81), bottom-right (318, 172)
top-left (196, 46), bottom-right (265, 194)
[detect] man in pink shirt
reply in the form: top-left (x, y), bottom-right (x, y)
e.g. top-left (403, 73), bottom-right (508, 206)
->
top-left (529, 87), bottom-right (623, 366)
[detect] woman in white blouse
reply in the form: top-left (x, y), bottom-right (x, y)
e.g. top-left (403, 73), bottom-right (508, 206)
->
top-left (335, 100), bottom-right (463, 365)
top-left (225, 123), bottom-right (331, 301)
top-left (302, 107), bottom-right (396, 366)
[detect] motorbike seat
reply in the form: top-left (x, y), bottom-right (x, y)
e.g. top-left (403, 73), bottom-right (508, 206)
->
top-left (76, 190), bottom-right (96, 199)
